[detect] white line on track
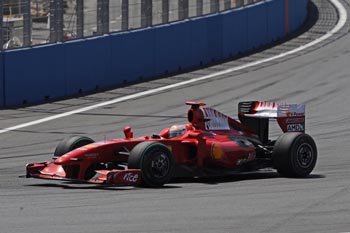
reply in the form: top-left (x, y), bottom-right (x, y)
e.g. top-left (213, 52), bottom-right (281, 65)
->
top-left (0, 0), bottom-right (347, 135)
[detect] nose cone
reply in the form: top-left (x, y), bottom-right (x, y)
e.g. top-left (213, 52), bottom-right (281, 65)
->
top-left (54, 147), bottom-right (93, 165)
top-left (54, 155), bottom-right (70, 165)
top-left (54, 151), bottom-right (82, 165)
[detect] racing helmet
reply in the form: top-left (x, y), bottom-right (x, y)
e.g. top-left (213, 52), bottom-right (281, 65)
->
top-left (169, 124), bottom-right (187, 138)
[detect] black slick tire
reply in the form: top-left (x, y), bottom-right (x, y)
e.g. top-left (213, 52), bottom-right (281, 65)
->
top-left (128, 141), bottom-right (174, 188)
top-left (272, 132), bottom-right (317, 178)
top-left (54, 135), bottom-right (94, 157)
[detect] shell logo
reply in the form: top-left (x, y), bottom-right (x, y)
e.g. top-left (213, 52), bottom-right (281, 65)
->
top-left (212, 144), bottom-right (224, 160)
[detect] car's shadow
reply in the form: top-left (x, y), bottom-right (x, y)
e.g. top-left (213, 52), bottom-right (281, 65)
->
top-left (26, 182), bottom-right (139, 191)
top-left (170, 172), bottom-right (324, 185)
top-left (25, 172), bottom-right (325, 190)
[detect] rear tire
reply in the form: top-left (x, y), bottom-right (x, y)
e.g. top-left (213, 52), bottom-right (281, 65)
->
top-left (128, 142), bottom-right (174, 187)
top-left (272, 133), bottom-right (317, 178)
top-left (54, 136), bottom-right (94, 157)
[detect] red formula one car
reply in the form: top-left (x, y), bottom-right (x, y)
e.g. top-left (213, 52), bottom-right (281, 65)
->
top-left (26, 101), bottom-right (317, 187)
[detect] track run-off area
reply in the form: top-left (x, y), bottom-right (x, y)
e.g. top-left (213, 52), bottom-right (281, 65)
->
top-left (1, 0), bottom-right (350, 232)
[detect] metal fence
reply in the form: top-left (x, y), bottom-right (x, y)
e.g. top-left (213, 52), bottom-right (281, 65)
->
top-left (0, 0), bottom-right (261, 50)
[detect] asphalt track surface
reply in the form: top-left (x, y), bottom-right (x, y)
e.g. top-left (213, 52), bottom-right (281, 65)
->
top-left (1, 0), bottom-right (350, 232)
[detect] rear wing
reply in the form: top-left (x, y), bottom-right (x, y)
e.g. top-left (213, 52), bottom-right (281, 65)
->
top-left (238, 101), bottom-right (305, 143)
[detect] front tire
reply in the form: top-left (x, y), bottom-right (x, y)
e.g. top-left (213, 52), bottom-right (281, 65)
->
top-left (272, 133), bottom-right (317, 178)
top-left (54, 135), bottom-right (94, 157)
top-left (128, 142), bottom-right (174, 187)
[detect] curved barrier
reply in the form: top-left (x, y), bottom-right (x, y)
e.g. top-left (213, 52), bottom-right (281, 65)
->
top-left (0, 0), bottom-right (308, 108)
top-left (0, 52), bottom-right (4, 105)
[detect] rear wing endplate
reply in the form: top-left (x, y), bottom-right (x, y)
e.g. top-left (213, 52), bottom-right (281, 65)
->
top-left (238, 101), bottom-right (305, 142)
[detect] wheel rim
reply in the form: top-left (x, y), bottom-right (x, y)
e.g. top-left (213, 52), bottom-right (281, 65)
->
top-left (296, 143), bottom-right (314, 168)
top-left (148, 152), bottom-right (170, 179)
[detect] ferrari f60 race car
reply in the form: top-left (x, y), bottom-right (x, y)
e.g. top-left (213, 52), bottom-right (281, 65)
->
top-left (26, 101), bottom-right (317, 187)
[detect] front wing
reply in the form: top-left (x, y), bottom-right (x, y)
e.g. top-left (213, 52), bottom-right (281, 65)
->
top-left (26, 162), bottom-right (142, 186)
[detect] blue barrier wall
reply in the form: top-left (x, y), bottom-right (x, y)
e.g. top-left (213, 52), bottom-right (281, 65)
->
top-left (155, 21), bottom-right (193, 74)
top-left (288, 0), bottom-right (308, 33)
top-left (0, 53), bottom-right (4, 108)
top-left (222, 8), bottom-right (248, 58)
top-left (0, 0), bottom-right (309, 107)
top-left (65, 36), bottom-right (111, 94)
top-left (267, 0), bottom-right (286, 42)
top-left (206, 14), bottom-right (224, 62)
top-left (190, 17), bottom-right (210, 66)
top-left (247, 2), bottom-right (269, 50)
top-left (4, 44), bottom-right (66, 106)
top-left (110, 29), bottom-right (156, 82)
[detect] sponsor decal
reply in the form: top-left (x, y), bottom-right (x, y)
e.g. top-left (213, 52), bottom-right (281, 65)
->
top-left (286, 118), bottom-right (305, 124)
top-left (123, 173), bottom-right (139, 183)
top-left (278, 104), bottom-right (305, 117)
top-left (286, 112), bottom-right (305, 117)
top-left (287, 124), bottom-right (304, 132)
top-left (202, 108), bottom-right (230, 130)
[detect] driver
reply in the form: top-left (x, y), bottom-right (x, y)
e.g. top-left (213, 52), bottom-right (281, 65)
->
top-left (168, 124), bottom-right (187, 138)
top-left (158, 124), bottom-right (193, 138)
